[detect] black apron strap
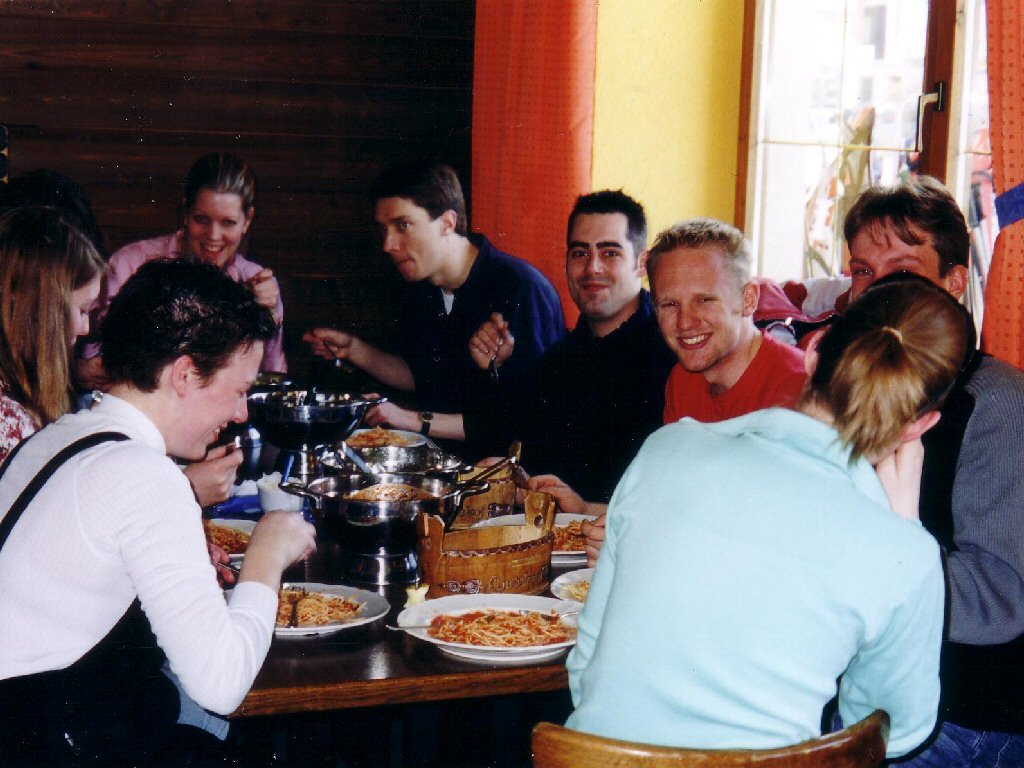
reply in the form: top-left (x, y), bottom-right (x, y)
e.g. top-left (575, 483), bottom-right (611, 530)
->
top-left (0, 430), bottom-right (181, 766)
top-left (0, 431), bottom-right (129, 551)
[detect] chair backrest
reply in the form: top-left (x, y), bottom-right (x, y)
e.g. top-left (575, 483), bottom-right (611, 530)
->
top-left (531, 710), bottom-right (889, 768)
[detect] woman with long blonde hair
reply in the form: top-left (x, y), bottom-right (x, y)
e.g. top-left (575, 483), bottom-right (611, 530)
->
top-left (0, 206), bottom-right (105, 462)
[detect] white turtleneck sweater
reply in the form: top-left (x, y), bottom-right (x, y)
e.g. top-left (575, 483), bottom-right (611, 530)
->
top-left (0, 394), bottom-right (276, 715)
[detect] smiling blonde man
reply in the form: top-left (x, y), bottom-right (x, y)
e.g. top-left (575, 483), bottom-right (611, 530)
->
top-left (651, 218), bottom-right (806, 423)
top-left (531, 219), bottom-right (808, 561)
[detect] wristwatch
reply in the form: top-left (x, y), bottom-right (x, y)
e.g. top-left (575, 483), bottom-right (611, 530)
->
top-left (419, 411), bottom-right (434, 436)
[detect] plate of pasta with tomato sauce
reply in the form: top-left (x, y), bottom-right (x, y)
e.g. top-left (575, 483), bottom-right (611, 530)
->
top-left (204, 518), bottom-right (255, 564)
top-left (273, 583), bottom-right (389, 638)
top-left (396, 594), bottom-right (579, 664)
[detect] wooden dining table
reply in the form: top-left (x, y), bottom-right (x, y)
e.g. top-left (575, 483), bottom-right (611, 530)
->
top-left (234, 581), bottom-right (573, 718)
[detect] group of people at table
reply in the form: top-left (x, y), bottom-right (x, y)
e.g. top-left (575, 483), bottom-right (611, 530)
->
top-left (0, 154), bottom-right (1021, 768)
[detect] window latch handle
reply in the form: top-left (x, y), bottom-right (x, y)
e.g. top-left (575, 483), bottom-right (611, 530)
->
top-left (915, 82), bottom-right (946, 153)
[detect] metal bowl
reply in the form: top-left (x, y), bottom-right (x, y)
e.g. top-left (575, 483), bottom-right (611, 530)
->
top-left (247, 389), bottom-right (385, 448)
top-left (342, 428), bottom-right (430, 469)
top-left (321, 450), bottom-right (467, 483)
top-left (320, 432), bottom-right (465, 480)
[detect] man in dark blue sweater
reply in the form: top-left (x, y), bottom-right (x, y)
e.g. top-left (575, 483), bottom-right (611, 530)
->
top-left (305, 162), bottom-right (564, 449)
top-left (466, 190), bottom-right (675, 502)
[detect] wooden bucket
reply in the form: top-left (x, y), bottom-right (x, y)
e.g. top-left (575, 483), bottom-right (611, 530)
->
top-left (418, 491), bottom-right (557, 598)
top-left (449, 463), bottom-right (517, 529)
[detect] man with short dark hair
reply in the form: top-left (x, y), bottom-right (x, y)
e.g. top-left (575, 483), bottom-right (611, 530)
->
top-left (842, 177), bottom-right (1024, 768)
top-left (305, 162), bottom-right (564, 447)
top-left (467, 190), bottom-right (675, 502)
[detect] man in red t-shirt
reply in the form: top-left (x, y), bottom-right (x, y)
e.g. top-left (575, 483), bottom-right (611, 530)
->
top-left (532, 219), bottom-right (807, 563)
top-left (652, 218), bottom-right (806, 424)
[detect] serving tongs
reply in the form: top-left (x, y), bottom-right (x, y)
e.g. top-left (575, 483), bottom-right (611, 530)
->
top-left (456, 441), bottom-right (522, 485)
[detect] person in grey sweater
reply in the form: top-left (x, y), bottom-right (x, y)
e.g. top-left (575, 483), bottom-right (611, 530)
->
top-left (843, 177), bottom-right (1024, 767)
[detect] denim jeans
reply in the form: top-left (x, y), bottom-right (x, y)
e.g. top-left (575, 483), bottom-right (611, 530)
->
top-left (162, 661), bottom-right (230, 741)
top-left (898, 721), bottom-right (1024, 768)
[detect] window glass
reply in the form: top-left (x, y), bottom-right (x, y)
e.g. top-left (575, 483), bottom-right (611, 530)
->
top-left (753, 0), bottom-right (929, 280)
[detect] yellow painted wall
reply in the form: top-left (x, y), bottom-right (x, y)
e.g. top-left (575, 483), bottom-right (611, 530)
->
top-left (592, 0), bottom-right (746, 239)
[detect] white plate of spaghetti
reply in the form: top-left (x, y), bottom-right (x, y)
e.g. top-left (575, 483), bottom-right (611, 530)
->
top-left (273, 583), bottom-right (389, 638)
top-left (550, 567), bottom-right (593, 603)
top-left (396, 594), bottom-right (579, 664)
top-left (472, 513), bottom-right (594, 567)
top-left (204, 518), bottom-right (256, 564)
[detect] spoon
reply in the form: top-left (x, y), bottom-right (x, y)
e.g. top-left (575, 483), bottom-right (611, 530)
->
top-left (340, 441), bottom-right (374, 474)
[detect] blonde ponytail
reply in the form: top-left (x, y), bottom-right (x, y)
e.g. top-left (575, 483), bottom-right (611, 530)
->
top-left (802, 277), bottom-right (973, 461)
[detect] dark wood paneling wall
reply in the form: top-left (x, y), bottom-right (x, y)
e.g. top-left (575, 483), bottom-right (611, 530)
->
top-left (0, 0), bottom-right (475, 375)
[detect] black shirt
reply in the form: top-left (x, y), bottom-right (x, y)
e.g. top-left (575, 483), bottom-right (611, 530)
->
top-left (466, 291), bottom-right (676, 502)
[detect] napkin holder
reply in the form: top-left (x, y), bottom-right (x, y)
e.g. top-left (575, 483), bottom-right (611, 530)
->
top-left (418, 491), bottom-right (557, 599)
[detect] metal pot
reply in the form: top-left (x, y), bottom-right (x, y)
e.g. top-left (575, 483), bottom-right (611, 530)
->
top-left (247, 390), bottom-right (386, 449)
top-left (281, 473), bottom-right (490, 543)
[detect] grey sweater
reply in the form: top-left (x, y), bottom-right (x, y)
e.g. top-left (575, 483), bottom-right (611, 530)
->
top-left (920, 353), bottom-right (1024, 731)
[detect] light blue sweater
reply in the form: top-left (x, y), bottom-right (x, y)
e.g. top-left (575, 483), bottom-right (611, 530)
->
top-left (566, 408), bottom-right (943, 758)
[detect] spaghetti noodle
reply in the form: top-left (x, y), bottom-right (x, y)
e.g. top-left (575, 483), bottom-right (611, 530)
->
top-left (553, 520), bottom-right (586, 552)
top-left (348, 483), bottom-right (433, 502)
top-left (347, 427), bottom-right (419, 448)
top-left (204, 521), bottom-right (250, 555)
top-left (565, 580), bottom-right (590, 602)
top-left (276, 588), bottom-right (363, 628)
top-left (428, 609), bottom-right (575, 647)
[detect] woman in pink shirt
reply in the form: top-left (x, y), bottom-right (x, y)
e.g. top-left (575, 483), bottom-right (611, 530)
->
top-left (80, 153), bottom-right (287, 383)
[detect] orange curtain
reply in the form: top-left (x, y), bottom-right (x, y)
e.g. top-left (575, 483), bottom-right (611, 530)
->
top-left (471, 0), bottom-right (599, 328)
top-left (981, 1), bottom-right (1024, 367)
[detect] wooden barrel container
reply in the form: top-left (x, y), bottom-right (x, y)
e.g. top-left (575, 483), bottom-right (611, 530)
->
top-left (417, 492), bottom-right (557, 599)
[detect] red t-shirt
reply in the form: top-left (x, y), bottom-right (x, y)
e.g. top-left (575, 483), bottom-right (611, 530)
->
top-left (663, 333), bottom-right (807, 424)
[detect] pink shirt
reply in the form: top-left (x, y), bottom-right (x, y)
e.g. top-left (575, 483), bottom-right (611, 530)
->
top-left (85, 231), bottom-right (287, 372)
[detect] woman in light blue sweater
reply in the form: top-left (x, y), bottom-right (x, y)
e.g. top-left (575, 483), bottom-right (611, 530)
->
top-left (567, 276), bottom-right (974, 759)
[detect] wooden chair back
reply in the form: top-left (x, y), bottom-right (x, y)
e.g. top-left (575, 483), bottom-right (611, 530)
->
top-left (532, 710), bottom-right (889, 768)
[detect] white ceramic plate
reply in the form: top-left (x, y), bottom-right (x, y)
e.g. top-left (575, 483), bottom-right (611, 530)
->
top-left (206, 518), bottom-right (256, 564)
top-left (550, 567), bottom-right (594, 603)
top-left (273, 583), bottom-right (390, 639)
top-left (472, 513), bottom-right (594, 567)
top-left (396, 593), bottom-right (579, 664)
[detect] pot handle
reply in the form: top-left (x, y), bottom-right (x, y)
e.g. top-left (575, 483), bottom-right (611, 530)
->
top-left (456, 480), bottom-right (491, 498)
top-left (278, 480), bottom-right (323, 525)
top-left (279, 479), bottom-right (318, 502)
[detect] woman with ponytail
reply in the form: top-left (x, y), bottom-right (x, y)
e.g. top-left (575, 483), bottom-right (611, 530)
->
top-left (566, 276), bottom-right (974, 760)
